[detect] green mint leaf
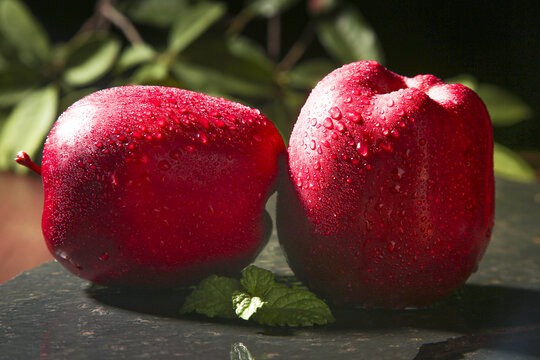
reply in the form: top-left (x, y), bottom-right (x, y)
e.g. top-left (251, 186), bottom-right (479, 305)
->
top-left (240, 265), bottom-right (275, 297)
top-left (180, 275), bottom-right (240, 319)
top-left (232, 291), bottom-right (265, 320)
top-left (181, 266), bottom-right (335, 327)
top-left (253, 285), bottom-right (335, 327)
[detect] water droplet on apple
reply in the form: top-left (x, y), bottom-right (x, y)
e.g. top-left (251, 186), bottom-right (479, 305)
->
top-left (183, 144), bottom-right (195, 152)
top-left (139, 153), bottom-right (149, 164)
top-left (329, 106), bottom-right (342, 119)
top-left (323, 118), bottom-right (333, 129)
top-left (158, 160), bottom-right (171, 170)
top-left (335, 122), bottom-right (346, 132)
top-left (309, 139), bottom-right (316, 150)
top-left (356, 142), bottom-right (369, 157)
top-left (213, 118), bottom-right (226, 128)
top-left (197, 132), bottom-right (208, 144)
top-left (100, 253), bottom-right (109, 261)
top-left (349, 112), bottom-right (362, 123)
top-left (169, 149), bottom-right (182, 160)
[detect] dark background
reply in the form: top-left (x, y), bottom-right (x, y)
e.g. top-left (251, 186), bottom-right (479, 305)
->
top-left (23, 0), bottom-right (540, 149)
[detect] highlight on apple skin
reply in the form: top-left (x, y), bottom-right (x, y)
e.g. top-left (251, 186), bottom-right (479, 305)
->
top-left (277, 60), bottom-right (494, 308)
top-left (17, 86), bottom-right (285, 288)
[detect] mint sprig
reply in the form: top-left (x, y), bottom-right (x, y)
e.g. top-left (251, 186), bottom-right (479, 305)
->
top-left (181, 265), bottom-right (335, 327)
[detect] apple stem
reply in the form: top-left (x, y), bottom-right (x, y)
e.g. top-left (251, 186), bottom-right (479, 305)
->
top-left (15, 151), bottom-right (42, 176)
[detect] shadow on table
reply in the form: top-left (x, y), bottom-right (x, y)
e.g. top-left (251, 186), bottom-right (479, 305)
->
top-left (87, 282), bottom-right (540, 358)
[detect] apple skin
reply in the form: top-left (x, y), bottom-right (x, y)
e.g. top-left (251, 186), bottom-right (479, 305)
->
top-left (277, 61), bottom-right (494, 308)
top-left (41, 86), bottom-right (285, 288)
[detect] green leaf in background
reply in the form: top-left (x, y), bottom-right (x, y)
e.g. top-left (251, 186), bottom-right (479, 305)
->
top-left (59, 87), bottom-right (99, 113)
top-left (0, 63), bottom-right (41, 107)
top-left (172, 35), bottom-right (275, 99)
top-left (447, 74), bottom-right (478, 91)
top-left (448, 74), bottom-right (534, 127)
top-left (476, 84), bottom-right (534, 127)
top-left (0, 0), bottom-right (51, 66)
top-left (180, 275), bottom-right (240, 319)
top-left (494, 143), bottom-right (537, 183)
top-left (121, 0), bottom-right (188, 27)
top-left (226, 36), bottom-right (274, 72)
top-left (130, 61), bottom-right (170, 85)
top-left (115, 43), bottom-right (157, 73)
top-left (0, 85), bottom-right (58, 171)
top-left (316, 4), bottom-right (384, 64)
top-left (63, 34), bottom-right (121, 87)
top-left (167, 2), bottom-right (226, 55)
top-left (244, 0), bottom-right (300, 18)
top-left (288, 58), bottom-right (336, 90)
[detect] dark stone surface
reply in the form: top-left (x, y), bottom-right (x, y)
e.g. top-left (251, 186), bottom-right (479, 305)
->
top-left (1, 178), bottom-right (540, 359)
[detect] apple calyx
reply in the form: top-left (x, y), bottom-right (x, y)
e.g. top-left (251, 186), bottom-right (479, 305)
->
top-left (15, 151), bottom-right (42, 176)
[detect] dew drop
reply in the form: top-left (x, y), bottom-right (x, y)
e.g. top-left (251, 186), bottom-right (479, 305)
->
top-left (310, 118), bottom-right (318, 126)
top-left (349, 112), bottom-right (362, 123)
top-left (323, 118), bottom-right (333, 129)
top-left (183, 144), bottom-right (195, 152)
top-left (356, 142), bottom-right (369, 157)
top-left (309, 139), bottom-right (316, 150)
top-left (210, 111), bottom-right (220, 117)
top-left (100, 253), bottom-right (109, 261)
top-left (139, 153), bottom-right (149, 164)
top-left (380, 141), bottom-right (392, 151)
top-left (214, 118), bottom-right (226, 128)
top-left (335, 121), bottom-right (346, 132)
top-left (314, 160), bottom-right (321, 170)
top-left (158, 160), bottom-right (171, 170)
top-left (170, 149), bottom-right (182, 160)
top-left (156, 117), bottom-right (166, 127)
top-left (322, 140), bottom-right (330, 148)
top-left (387, 99), bottom-right (395, 107)
top-left (253, 135), bottom-right (262, 142)
top-left (95, 141), bottom-right (103, 148)
top-left (329, 106), bottom-right (342, 120)
top-left (197, 132), bottom-right (208, 144)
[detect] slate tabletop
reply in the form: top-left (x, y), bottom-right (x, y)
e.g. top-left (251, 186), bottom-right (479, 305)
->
top-left (1, 178), bottom-right (540, 360)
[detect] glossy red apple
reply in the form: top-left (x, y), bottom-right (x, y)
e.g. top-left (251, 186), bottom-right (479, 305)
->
top-left (17, 86), bottom-right (285, 288)
top-left (277, 61), bottom-right (494, 308)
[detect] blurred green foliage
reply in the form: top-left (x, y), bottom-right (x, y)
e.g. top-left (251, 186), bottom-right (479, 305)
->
top-left (0, 0), bottom-right (536, 181)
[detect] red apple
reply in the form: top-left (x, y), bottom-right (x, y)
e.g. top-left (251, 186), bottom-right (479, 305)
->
top-left (17, 86), bottom-right (285, 288)
top-left (277, 61), bottom-right (494, 308)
